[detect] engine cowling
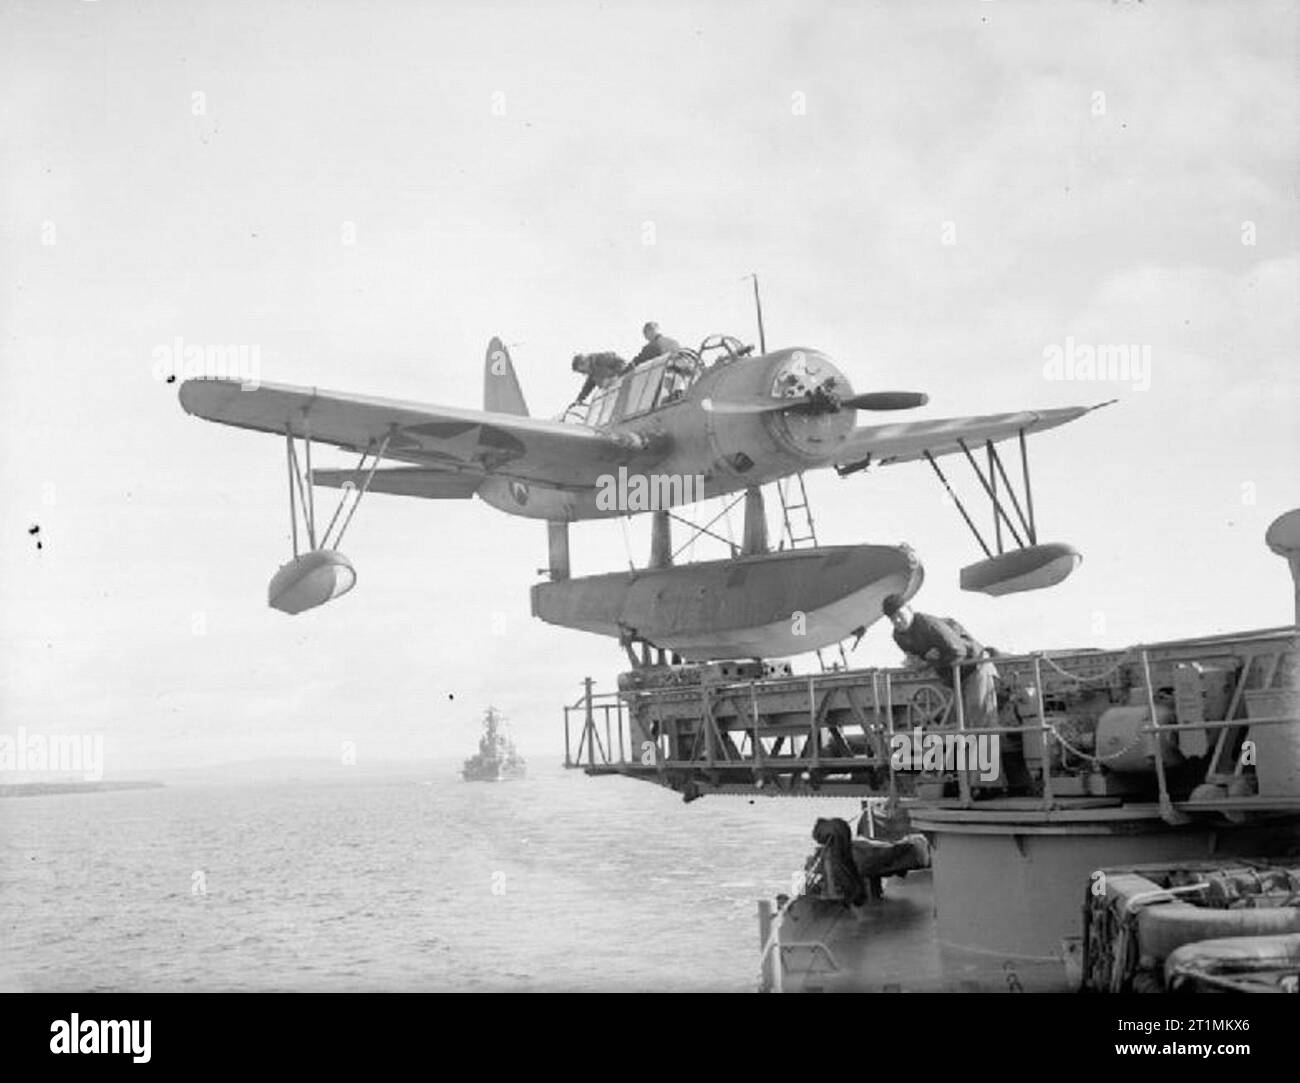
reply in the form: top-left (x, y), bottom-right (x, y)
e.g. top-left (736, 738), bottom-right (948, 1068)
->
top-left (704, 348), bottom-right (856, 484)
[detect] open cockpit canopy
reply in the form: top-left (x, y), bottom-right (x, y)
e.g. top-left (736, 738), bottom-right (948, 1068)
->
top-left (567, 333), bottom-right (753, 428)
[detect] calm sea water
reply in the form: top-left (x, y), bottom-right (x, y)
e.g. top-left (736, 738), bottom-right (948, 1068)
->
top-left (0, 762), bottom-right (858, 992)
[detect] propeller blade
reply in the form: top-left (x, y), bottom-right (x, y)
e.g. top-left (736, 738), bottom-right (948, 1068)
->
top-left (699, 396), bottom-right (794, 415)
top-left (838, 391), bottom-right (930, 411)
top-left (700, 390), bottom-right (929, 415)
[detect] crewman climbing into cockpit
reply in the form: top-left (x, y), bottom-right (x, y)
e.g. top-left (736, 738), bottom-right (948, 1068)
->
top-left (572, 323), bottom-right (682, 405)
top-left (572, 351), bottom-right (627, 404)
top-left (630, 321), bottom-right (681, 367)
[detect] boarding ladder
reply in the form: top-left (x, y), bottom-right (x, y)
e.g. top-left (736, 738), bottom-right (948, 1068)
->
top-left (776, 473), bottom-right (851, 672)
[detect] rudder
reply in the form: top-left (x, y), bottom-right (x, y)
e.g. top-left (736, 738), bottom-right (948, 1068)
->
top-left (484, 337), bottom-right (529, 416)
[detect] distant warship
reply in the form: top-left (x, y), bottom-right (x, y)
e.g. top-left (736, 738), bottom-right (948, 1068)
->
top-left (462, 707), bottom-right (526, 782)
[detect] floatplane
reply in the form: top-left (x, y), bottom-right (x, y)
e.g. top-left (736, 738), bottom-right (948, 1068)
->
top-left (178, 287), bottom-right (1113, 662)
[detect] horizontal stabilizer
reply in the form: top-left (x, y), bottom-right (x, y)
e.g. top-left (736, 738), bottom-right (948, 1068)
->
top-left (312, 467), bottom-right (481, 500)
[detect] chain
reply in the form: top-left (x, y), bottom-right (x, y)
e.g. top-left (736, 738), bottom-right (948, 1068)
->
top-left (1045, 721), bottom-right (1147, 766)
top-left (1037, 649), bottom-right (1134, 685)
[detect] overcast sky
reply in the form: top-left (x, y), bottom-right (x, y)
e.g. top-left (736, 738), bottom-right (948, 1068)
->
top-left (2, 0), bottom-right (1296, 773)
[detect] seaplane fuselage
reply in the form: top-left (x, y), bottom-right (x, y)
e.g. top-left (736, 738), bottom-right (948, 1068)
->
top-left (476, 346), bottom-right (856, 521)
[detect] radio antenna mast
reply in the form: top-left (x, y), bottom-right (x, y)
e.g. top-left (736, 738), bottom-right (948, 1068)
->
top-left (747, 273), bottom-right (767, 354)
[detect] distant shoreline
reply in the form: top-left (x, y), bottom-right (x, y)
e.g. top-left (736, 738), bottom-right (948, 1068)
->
top-left (0, 780), bottom-right (164, 798)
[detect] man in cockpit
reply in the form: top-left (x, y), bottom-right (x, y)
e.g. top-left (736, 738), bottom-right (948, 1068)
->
top-left (630, 322), bottom-right (681, 368)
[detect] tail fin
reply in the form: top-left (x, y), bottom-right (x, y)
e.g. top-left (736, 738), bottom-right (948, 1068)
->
top-left (484, 337), bottom-right (529, 416)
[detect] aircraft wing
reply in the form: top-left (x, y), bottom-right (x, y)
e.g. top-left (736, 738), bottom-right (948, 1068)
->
top-left (178, 378), bottom-right (645, 489)
top-left (831, 402), bottom-right (1112, 470)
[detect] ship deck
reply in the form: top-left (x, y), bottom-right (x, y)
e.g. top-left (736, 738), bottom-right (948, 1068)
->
top-left (767, 871), bottom-right (950, 993)
top-left (762, 870), bottom-right (1077, 993)
top-left (762, 804), bottom-right (1300, 993)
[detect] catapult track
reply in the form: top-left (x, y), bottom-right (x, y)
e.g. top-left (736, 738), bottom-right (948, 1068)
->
top-left (563, 625), bottom-right (1299, 816)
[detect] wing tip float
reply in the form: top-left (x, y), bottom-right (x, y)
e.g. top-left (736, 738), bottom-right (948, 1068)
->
top-left (268, 549), bottom-right (357, 615)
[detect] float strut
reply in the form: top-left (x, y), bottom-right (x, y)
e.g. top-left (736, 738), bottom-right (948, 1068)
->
top-left (650, 510), bottom-right (673, 569)
top-left (741, 487), bottom-right (768, 556)
top-left (547, 521), bottom-right (571, 581)
top-left (286, 429), bottom-right (299, 557)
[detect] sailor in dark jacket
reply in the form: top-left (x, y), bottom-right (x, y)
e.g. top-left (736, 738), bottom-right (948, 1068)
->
top-left (881, 593), bottom-right (998, 728)
top-left (810, 818), bottom-right (866, 906)
top-left (882, 594), bottom-right (1031, 793)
